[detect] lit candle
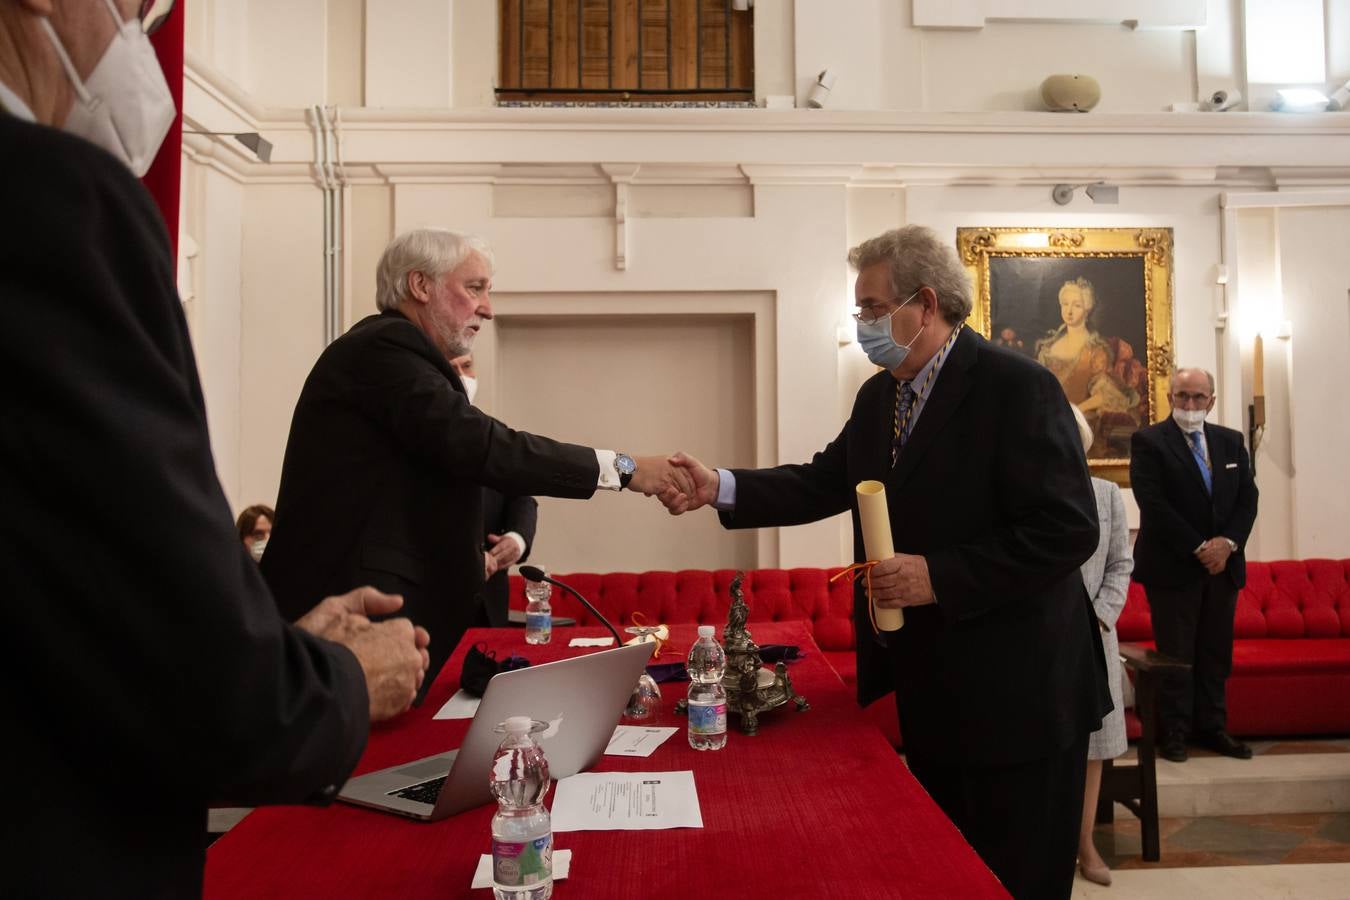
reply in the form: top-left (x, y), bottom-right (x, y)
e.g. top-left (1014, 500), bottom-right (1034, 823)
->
top-left (1253, 334), bottom-right (1265, 397)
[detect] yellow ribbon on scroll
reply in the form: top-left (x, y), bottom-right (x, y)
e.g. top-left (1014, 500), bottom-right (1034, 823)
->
top-left (856, 480), bottom-right (903, 632)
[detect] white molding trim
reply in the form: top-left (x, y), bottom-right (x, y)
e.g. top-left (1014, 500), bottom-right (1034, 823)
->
top-left (912, 0), bottom-right (1206, 31)
top-left (182, 55), bottom-right (1350, 187)
top-left (1220, 189), bottom-right (1350, 209)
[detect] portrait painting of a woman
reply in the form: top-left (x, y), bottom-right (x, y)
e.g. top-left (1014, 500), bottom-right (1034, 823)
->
top-left (1035, 276), bottom-right (1144, 456)
top-left (983, 253), bottom-right (1152, 461)
top-left (958, 226), bottom-right (1174, 484)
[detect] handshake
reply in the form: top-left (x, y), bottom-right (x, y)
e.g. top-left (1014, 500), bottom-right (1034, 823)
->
top-left (627, 452), bottom-right (719, 516)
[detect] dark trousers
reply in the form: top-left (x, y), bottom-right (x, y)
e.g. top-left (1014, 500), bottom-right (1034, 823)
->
top-left (906, 733), bottom-right (1089, 900)
top-left (1144, 574), bottom-right (1238, 737)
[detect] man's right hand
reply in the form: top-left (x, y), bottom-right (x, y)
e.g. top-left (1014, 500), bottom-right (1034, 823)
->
top-left (660, 451), bottom-right (719, 515)
top-left (295, 586), bottom-right (431, 722)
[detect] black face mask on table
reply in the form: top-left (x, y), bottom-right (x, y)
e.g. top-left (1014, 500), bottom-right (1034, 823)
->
top-left (459, 643), bottom-right (531, 697)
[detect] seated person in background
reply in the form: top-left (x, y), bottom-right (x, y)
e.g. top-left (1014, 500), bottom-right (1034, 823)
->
top-left (1, 2), bottom-right (429, 895)
top-left (237, 503), bottom-right (276, 562)
top-left (449, 353), bottom-right (539, 626)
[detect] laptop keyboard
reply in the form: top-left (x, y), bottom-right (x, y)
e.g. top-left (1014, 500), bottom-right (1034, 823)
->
top-left (388, 776), bottom-right (446, 805)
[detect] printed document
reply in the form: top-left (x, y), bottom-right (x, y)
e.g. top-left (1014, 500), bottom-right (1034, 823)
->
top-left (432, 689), bottom-right (480, 720)
top-left (471, 849), bottom-right (571, 889)
top-left (604, 725), bottom-right (678, 758)
top-left (551, 770), bottom-right (703, 831)
top-left (568, 637), bottom-right (616, 647)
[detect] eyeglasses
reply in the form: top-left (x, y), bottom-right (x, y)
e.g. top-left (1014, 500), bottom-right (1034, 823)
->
top-left (852, 287), bottom-right (922, 325)
top-left (1171, 391), bottom-right (1213, 405)
top-left (138, 0), bottom-right (177, 36)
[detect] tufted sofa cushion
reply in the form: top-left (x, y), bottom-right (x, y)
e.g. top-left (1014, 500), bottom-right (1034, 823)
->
top-left (512, 559), bottom-right (1350, 738)
top-left (1119, 559), bottom-right (1350, 642)
top-left (1115, 559), bottom-right (1350, 736)
top-left (510, 567), bottom-right (859, 681)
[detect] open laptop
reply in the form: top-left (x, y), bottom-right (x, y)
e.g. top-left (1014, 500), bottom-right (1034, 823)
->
top-left (338, 641), bottom-right (655, 820)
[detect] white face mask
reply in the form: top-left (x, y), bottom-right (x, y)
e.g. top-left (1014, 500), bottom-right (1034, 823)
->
top-left (460, 375), bottom-right (478, 404)
top-left (41, 0), bottom-right (175, 176)
top-left (249, 537), bottom-right (268, 562)
top-left (1172, 407), bottom-right (1209, 431)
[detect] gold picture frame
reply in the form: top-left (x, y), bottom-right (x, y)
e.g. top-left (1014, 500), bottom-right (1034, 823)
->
top-left (956, 227), bottom-right (1176, 487)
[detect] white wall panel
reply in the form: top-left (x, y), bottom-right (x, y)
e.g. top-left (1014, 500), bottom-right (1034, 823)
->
top-left (1277, 206), bottom-right (1350, 557)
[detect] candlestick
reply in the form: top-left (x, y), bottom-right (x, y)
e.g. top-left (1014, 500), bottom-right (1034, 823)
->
top-left (1253, 335), bottom-right (1264, 397)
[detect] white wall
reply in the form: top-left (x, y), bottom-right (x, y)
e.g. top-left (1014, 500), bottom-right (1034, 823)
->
top-left (180, 162), bottom-right (245, 510)
top-left (1276, 205), bottom-right (1350, 557)
top-left (490, 314), bottom-right (760, 573)
top-left (180, 0), bottom-right (1350, 559)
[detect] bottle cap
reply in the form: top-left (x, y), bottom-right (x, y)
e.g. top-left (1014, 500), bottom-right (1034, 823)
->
top-left (697, 625), bottom-right (714, 638)
top-left (504, 715), bottom-right (532, 733)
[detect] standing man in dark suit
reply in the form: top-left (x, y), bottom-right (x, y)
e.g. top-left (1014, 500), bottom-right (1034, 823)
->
top-left (1130, 367), bottom-right (1259, 762)
top-left (1, 2), bottom-right (428, 895)
top-left (450, 352), bottom-right (540, 625)
top-left (263, 228), bottom-right (690, 689)
top-left (664, 226), bottom-right (1108, 899)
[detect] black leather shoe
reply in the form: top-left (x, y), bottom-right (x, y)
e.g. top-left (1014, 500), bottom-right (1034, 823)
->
top-left (1160, 732), bottom-right (1188, 762)
top-left (1197, 731), bottom-right (1254, 759)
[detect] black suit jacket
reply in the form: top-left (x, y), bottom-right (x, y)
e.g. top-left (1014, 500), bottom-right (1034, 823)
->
top-left (0, 115), bottom-right (368, 897)
top-left (720, 328), bottom-right (1107, 766)
top-left (1130, 418), bottom-right (1258, 589)
top-left (482, 487), bottom-right (539, 626)
top-left (262, 310), bottom-right (598, 687)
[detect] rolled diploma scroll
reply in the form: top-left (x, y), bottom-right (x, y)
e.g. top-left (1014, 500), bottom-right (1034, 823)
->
top-left (856, 480), bottom-right (903, 631)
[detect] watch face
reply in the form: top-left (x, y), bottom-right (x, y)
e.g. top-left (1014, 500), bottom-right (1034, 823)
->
top-left (616, 454), bottom-right (637, 476)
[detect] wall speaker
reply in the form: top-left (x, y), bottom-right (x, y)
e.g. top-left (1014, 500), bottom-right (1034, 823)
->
top-left (1040, 74), bottom-right (1101, 112)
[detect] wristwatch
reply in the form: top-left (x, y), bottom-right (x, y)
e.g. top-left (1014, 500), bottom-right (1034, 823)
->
top-left (1223, 538), bottom-right (1239, 553)
top-left (614, 452), bottom-right (636, 490)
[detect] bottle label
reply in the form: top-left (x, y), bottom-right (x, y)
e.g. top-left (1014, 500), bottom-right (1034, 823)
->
top-left (688, 701), bottom-right (727, 735)
top-left (492, 834), bottom-right (552, 887)
top-left (526, 613), bottom-right (551, 635)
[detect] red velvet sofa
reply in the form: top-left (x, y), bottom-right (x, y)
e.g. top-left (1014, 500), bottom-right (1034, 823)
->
top-left (510, 558), bottom-right (1350, 739)
top-left (1118, 558), bottom-right (1350, 736)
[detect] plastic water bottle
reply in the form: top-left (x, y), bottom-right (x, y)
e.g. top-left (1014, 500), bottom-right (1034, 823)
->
top-left (686, 625), bottom-right (728, 751)
top-left (524, 574), bottom-right (552, 645)
top-left (490, 716), bottom-right (553, 900)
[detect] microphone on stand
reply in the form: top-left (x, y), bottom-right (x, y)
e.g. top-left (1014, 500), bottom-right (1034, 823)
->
top-left (519, 566), bottom-right (622, 645)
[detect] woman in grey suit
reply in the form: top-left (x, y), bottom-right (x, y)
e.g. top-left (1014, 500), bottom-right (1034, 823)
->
top-left (1070, 403), bottom-right (1133, 886)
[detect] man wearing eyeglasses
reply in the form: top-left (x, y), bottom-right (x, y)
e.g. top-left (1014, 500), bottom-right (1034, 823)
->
top-left (662, 226), bottom-right (1108, 899)
top-left (1130, 368), bottom-right (1259, 763)
top-left (1, 3), bottom-right (430, 895)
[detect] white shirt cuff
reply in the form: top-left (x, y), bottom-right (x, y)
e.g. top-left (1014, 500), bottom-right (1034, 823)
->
top-left (503, 531), bottom-right (527, 558)
top-left (713, 468), bottom-right (737, 510)
top-left (595, 449), bottom-right (622, 491)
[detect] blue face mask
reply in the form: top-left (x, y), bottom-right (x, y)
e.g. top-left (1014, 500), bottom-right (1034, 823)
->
top-left (856, 289), bottom-right (924, 370)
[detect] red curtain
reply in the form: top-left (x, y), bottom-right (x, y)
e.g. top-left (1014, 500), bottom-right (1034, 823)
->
top-left (142, 1), bottom-right (185, 260)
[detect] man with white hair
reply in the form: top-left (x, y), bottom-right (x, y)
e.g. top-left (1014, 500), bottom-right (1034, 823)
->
top-left (664, 225), bottom-right (1109, 899)
top-left (1, 1), bottom-right (429, 895)
top-left (1131, 367), bottom-right (1259, 762)
top-left (263, 227), bottom-right (692, 693)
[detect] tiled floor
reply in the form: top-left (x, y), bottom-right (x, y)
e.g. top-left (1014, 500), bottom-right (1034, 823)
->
top-left (1072, 737), bottom-right (1350, 898)
top-left (1095, 812), bottom-right (1350, 869)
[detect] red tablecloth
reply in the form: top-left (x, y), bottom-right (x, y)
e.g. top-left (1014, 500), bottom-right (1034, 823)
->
top-left (205, 622), bottom-right (1006, 898)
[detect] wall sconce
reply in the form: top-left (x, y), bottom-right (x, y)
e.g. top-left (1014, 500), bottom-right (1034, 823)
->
top-left (1328, 79), bottom-right (1350, 111)
top-left (183, 131), bottom-right (273, 162)
top-left (806, 69), bottom-right (836, 108)
top-left (1248, 334), bottom-right (1265, 471)
top-left (1051, 182), bottom-right (1119, 205)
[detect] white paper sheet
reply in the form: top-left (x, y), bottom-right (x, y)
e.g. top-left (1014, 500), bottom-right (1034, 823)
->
top-left (551, 771), bottom-right (703, 832)
top-left (567, 637), bottom-right (616, 647)
top-left (604, 726), bottom-right (678, 757)
top-left (432, 689), bottom-right (480, 720)
top-left (471, 849), bottom-right (572, 889)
